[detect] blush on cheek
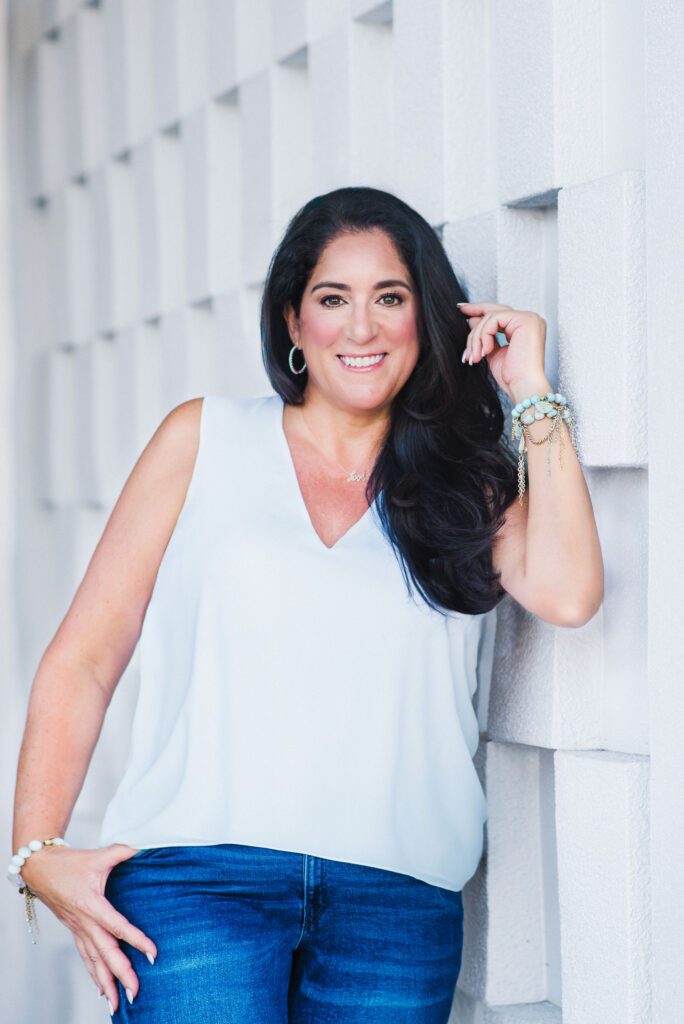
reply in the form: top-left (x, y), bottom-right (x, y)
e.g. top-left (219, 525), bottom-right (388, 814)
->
top-left (391, 311), bottom-right (420, 354)
top-left (299, 309), bottom-right (339, 349)
top-left (395, 316), bottom-right (419, 344)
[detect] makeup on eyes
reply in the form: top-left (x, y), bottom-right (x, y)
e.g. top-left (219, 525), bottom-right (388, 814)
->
top-left (319, 291), bottom-right (405, 308)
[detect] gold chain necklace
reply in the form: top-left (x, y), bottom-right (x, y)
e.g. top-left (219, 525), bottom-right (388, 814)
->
top-left (299, 409), bottom-right (371, 484)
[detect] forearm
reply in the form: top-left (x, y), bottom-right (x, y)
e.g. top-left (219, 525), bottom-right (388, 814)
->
top-left (13, 653), bottom-right (111, 850)
top-left (512, 375), bottom-right (604, 624)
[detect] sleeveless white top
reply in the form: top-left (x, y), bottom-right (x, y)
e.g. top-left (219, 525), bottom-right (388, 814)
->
top-left (100, 394), bottom-right (494, 892)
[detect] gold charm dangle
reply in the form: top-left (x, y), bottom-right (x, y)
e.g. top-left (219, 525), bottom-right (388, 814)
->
top-left (19, 885), bottom-right (40, 943)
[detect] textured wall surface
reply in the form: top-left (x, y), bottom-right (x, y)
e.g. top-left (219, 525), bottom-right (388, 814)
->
top-left (5, 1), bottom-right (666, 1022)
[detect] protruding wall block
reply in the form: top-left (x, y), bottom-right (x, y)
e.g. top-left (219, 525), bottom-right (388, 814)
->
top-left (240, 66), bottom-right (312, 285)
top-left (103, 0), bottom-right (129, 158)
top-left (443, 212), bottom-right (498, 305)
top-left (183, 102), bottom-right (241, 303)
top-left (207, 0), bottom-right (237, 100)
top-left (554, 750), bottom-right (651, 1024)
top-left (234, 0), bottom-right (272, 82)
top-left (213, 288), bottom-right (272, 398)
top-left (272, 0), bottom-right (307, 65)
top-left (488, 594), bottom-right (603, 751)
top-left (134, 132), bottom-right (185, 320)
top-left (558, 171), bottom-right (646, 467)
top-left (484, 1003), bottom-right (562, 1024)
top-left (484, 741), bottom-right (555, 1005)
top-left (75, 3), bottom-right (109, 174)
top-left (62, 181), bottom-right (96, 345)
top-left (495, 0), bottom-right (645, 204)
top-left (40, 347), bottom-right (81, 506)
top-left (91, 158), bottom-right (141, 334)
top-left (36, 32), bottom-right (67, 195)
top-left (121, 0), bottom-right (156, 148)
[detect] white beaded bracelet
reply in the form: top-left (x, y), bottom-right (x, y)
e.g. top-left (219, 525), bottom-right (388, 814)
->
top-left (7, 837), bottom-right (69, 888)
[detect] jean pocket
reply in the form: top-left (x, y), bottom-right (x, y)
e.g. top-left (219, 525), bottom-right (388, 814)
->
top-left (126, 847), bottom-right (161, 861)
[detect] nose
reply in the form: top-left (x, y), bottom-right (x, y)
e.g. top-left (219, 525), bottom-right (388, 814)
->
top-left (344, 302), bottom-right (379, 346)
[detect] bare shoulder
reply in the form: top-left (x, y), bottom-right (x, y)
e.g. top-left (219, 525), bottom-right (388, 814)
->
top-left (143, 397), bottom-right (204, 479)
top-left (46, 398), bottom-right (205, 688)
top-left (96, 396), bottom-right (205, 575)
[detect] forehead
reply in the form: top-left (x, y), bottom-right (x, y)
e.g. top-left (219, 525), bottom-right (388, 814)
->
top-left (312, 228), bottom-right (407, 274)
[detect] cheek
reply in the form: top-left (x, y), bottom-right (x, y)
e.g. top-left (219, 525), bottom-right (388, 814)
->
top-left (391, 310), bottom-right (420, 353)
top-left (299, 308), bottom-right (339, 350)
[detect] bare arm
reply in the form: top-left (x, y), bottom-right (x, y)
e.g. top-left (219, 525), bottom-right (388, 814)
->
top-left (491, 374), bottom-right (604, 627)
top-left (12, 396), bottom-right (203, 1011)
top-left (460, 302), bottom-right (604, 627)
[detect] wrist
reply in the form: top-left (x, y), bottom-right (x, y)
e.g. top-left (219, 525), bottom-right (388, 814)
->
top-left (7, 836), bottom-right (69, 888)
top-left (508, 377), bottom-right (554, 405)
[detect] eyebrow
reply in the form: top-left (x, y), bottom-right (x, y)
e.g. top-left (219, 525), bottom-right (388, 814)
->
top-left (310, 279), bottom-right (412, 293)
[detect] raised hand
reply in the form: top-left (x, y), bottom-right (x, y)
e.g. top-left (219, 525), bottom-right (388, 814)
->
top-left (458, 301), bottom-right (549, 403)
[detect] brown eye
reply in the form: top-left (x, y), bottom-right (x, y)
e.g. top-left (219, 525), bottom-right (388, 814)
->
top-left (321, 295), bottom-right (345, 307)
top-left (379, 293), bottom-right (403, 306)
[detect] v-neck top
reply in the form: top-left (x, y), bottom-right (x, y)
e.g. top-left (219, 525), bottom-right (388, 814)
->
top-left (99, 394), bottom-right (494, 892)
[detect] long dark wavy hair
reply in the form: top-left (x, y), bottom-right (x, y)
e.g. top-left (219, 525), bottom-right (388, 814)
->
top-left (260, 187), bottom-right (519, 614)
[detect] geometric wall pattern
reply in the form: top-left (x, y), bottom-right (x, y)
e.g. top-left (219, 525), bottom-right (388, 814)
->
top-left (6, 0), bottom-right (672, 1021)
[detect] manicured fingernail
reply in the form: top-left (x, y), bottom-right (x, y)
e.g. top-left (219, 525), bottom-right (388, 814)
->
top-left (456, 302), bottom-right (468, 306)
top-left (468, 355), bottom-right (473, 366)
top-left (107, 999), bottom-right (114, 1015)
top-left (461, 350), bottom-right (467, 363)
top-left (146, 952), bottom-right (156, 965)
top-left (126, 988), bottom-right (134, 1004)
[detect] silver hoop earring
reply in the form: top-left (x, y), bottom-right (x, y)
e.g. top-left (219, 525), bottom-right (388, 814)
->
top-left (288, 344), bottom-right (307, 375)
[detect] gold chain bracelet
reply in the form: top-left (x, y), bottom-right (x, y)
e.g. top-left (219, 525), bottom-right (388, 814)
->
top-left (513, 398), bottom-right (577, 505)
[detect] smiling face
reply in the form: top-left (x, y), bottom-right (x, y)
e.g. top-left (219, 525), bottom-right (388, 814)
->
top-left (285, 229), bottom-right (421, 417)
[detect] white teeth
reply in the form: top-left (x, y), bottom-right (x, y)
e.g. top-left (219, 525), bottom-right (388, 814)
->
top-left (339, 354), bottom-right (385, 368)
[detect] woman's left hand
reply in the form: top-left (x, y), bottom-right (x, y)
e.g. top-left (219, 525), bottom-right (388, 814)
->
top-left (458, 302), bottom-right (548, 403)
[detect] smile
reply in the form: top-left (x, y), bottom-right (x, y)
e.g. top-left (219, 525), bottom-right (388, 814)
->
top-left (338, 353), bottom-right (387, 368)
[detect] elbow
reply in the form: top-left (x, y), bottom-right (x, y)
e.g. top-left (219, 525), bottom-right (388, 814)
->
top-left (554, 586), bottom-right (604, 629)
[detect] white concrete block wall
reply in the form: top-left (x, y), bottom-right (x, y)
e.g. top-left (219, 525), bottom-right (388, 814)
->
top-left (558, 171), bottom-right (647, 467)
top-left (122, 0), bottom-right (156, 149)
top-left (392, 0), bottom-right (445, 224)
top-left (234, 0), bottom-right (272, 82)
top-left (645, 3), bottom-right (684, 1016)
top-left (494, 0), bottom-right (645, 203)
top-left (487, 595), bottom-right (603, 750)
top-left (555, 751), bottom-right (651, 1022)
top-left (485, 1003), bottom-right (562, 1024)
top-left (182, 102), bottom-right (241, 302)
top-left (102, 0), bottom-right (129, 158)
top-left (207, 0), bottom-right (237, 99)
top-left (5, 0), bottom-right (670, 1021)
top-left (484, 742), bottom-right (549, 1004)
top-left (348, 19), bottom-right (393, 186)
top-left (270, 62), bottom-right (312, 241)
top-left (273, 0), bottom-right (307, 64)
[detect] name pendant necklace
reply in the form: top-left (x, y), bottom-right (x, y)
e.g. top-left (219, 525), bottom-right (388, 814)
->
top-left (299, 409), bottom-right (371, 483)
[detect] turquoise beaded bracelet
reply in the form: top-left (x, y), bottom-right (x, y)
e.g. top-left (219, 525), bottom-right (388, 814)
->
top-left (511, 390), bottom-right (577, 505)
top-left (511, 391), bottom-right (572, 438)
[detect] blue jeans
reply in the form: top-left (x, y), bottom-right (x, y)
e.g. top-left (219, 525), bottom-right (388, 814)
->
top-left (105, 843), bottom-right (464, 1023)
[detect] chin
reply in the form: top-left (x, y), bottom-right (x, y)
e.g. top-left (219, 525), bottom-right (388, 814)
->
top-left (336, 384), bottom-right (394, 407)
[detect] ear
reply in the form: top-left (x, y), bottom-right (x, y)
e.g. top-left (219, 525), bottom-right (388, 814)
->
top-left (283, 302), bottom-right (300, 346)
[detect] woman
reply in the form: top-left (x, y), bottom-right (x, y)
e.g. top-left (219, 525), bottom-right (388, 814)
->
top-left (10, 187), bottom-right (603, 1023)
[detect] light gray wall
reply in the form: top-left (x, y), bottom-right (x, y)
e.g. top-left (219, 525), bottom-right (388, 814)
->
top-left (6, 1), bottom-right (671, 1022)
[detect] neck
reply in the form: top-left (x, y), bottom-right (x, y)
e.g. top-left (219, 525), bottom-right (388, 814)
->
top-left (296, 392), bottom-right (390, 459)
